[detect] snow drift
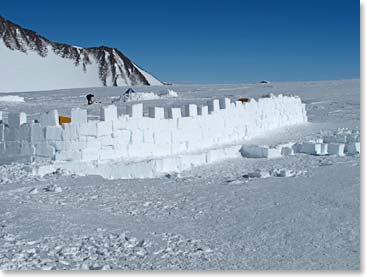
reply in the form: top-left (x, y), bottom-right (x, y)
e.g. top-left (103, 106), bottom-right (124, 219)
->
top-left (0, 16), bottom-right (163, 92)
top-left (0, 96), bottom-right (25, 102)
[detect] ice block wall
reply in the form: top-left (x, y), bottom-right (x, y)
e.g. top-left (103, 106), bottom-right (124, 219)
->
top-left (0, 94), bottom-right (308, 176)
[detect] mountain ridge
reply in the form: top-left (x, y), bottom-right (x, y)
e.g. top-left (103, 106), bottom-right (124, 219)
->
top-left (0, 16), bottom-right (163, 92)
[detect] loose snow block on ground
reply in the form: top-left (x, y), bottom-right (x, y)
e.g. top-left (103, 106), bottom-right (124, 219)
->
top-left (240, 145), bottom-right (282, 159)
top-left (346, 142), bottom-right (360, 155)
top-left (298, 142), bottom-right (328, 155)
top-left (273, 169), bottom-right (294, 177)
top-left (327, 143), bottom-right (345, 156)
top-left (247, 169), bottom-right (270, 178)
top-left (265, 148), bottom-right (282, 159)
top-left (280, 145), bottom-right (294, 156)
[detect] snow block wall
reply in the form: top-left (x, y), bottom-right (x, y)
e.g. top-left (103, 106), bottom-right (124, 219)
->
top-left (0, 94), bottom-right (307, 178)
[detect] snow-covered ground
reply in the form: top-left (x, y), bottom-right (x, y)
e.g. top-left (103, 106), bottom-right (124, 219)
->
top-left (0, 80), bottom-right (360, 269)
top-left (0, 96), bottom-right (25, 103)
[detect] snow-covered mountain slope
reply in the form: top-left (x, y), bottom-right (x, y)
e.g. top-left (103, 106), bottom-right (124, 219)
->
top-left (0, 16), bottom-right (163, 92)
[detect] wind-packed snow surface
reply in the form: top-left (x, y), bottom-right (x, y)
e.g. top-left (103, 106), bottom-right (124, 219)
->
top-left (0, 80), bottom-right (360, 269)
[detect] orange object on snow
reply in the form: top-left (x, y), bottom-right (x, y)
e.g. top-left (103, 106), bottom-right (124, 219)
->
top-left (59, 116), bottom-right (71, 125)
top-left (238, 97), bottom-right (250, 103)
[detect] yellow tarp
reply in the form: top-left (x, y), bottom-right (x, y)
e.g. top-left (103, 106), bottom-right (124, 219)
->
top-left (59, 116), bottom-right (71, 125)
top-left (238, 97), bottom-right (250, 103)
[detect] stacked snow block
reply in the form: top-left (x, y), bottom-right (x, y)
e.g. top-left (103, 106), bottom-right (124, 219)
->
top-left (0, 110), bottom-right (60, 163)
top-left (292, 130), bottom-right (360, 157)
top-left (327, 143), bottom-right (345, 156)
top-left (0, 94), bottom-right (308, 175)
top-left (297, 142), bottom-right (328, 156)
top-left (323, 131), bottom-right (360, 156)
top-left (240, 145), bottom-right (282, 159)
top-left (279, 143), bottom-right (295, 156)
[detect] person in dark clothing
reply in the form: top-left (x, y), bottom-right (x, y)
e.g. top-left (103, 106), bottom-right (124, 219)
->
top-left (86, 94), bottom-right (95, 105)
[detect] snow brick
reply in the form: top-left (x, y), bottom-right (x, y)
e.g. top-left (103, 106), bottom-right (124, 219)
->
top-left (346, 142), bottom-right (360, 155)
top-left (207, 99), bottom-right (220, 113)
top-left (100, 105), bottom-right (118, 122)
top-left (197, 105), bottom-right (209, 116)
top-left (71, 108), bottom-right (88, 124)
top-left (45, 126), bottom-right (63, 141)
top-left (8, 112), bottom-right (27, 127)
top-left (40, 110), bottom-right (59, 126)
top-left (128, 103), bottom-right (143, 118)
top-left (168, 107), bottom-right (182, 119)
top-left (327, 143), bottom-right (345, 156)
top-left (219, 98), bottom-right (231, 109)
top-left (148, 107), bottom-right (165, 119)
top-left (184, 104), bottom-right (198, 117)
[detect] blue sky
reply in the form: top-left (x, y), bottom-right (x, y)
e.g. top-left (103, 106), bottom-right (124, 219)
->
top-left (1, 0), bottom-right (359, 83)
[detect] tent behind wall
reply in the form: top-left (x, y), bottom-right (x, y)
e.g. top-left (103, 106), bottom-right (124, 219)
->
top-left (124, 88), bottom-right (135, 96)
top-left (112, 88), bottom-right (136, 103)
top-left (122, 88), bottom-right (135, 102)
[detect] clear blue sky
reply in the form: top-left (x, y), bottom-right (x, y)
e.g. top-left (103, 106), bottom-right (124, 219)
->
top-left (1, 0), bottom-right (359, 83)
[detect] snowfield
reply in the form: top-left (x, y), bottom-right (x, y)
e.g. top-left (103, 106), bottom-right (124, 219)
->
top-left (0, 79), bottom-right (360, 270)
top-left (0, 96), bottom-right (25, 103)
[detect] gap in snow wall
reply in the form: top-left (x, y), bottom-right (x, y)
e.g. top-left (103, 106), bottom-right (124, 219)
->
top-left (0, 94), bottom-right (307, 179)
